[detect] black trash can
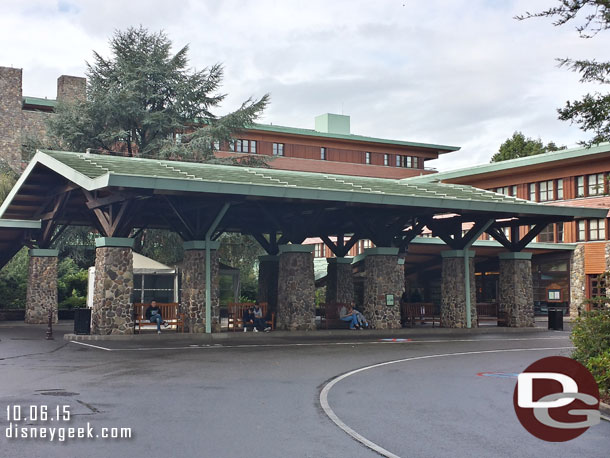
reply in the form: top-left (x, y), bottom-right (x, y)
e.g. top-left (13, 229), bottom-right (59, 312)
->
top-left (548, 308), bottom-right (563, 331)
top-left (73, 308), bottom-right (91, 335)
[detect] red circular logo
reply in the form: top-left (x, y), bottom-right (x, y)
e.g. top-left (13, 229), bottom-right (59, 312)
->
top-left (513, 356), bottom-right (600, 442)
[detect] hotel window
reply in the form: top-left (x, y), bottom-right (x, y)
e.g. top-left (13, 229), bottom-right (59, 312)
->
top-left (320, 147), bottom-right (326, 160)
top-left (539, 180), bottom-right (554, 201)
top-left (496, 186), bottom-right (510, 195)
top-left (511, 185), bottom-right (517, 197)
top-left (236, 139), bottom-right (246, 153)
top-left (175, 133), bottom-right (182, 144)
top-left (250, 140), bottom-right (257, 154)
top-left (273, 143), bottom-right (284, 156)
top-left (588, 173), bottom-right (604, 196)
top-left (576, 176), bottom-right (585, 197)
top-left (213, 140), bottom-right (220, 150)
top-left (384, 154), bottom-right (389, 166)
top-left (405, 156), bottom-right (419, 168)
top-left (502, 227), bottom-right (511, 241)
top-left (314, 243), bottom-right (322, 258)
top-left (589, 218), bottom-right (606, 241)
top-left (229, 140), bottom-right (235, 152)
top-left (365, 152), bottom-right (371, 164)
top-left (529, 183), bottom-right (537, 201)
top-left (396, 155), bottom-right (401, 167)
top-left (362, 239), bottom-right (372, 250)
top-left (557, 222), bottom-right (564, 242)
top-left (538, 224), bottom-right (555, 243)
top-left (557, 179), bottom-right (563, 200)
top-left (577, 220), bottom-right (586, 241)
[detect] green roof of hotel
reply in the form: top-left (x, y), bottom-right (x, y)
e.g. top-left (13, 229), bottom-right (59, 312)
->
top-left (248, 123), bottom-right (461, 153)
top-left (1, 149), bottom-right (606, 221)
top-left (22, 96), bottom-right (57, 108)
top-left (405, 142), bottom-right (610, 183)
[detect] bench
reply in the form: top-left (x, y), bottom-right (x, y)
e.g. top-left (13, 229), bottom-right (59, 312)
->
top-left (322, 303), bottom-right (351, 329)
top-left (404, 303), bottom-right (440, 327)
top-left (133, 302), bottom-right (184, 333)
top-left (227, 302), bottom-right (275, 331)
top-left (476, 303), bottom-right (507, 326)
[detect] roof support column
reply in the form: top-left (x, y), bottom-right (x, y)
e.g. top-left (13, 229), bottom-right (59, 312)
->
top-left (91, 237), bottom-right (134, 335)
top-left (25, 249), bottom-right (58, 325)
top-left (498, 252), bottom-right (535, 327)
top-left (205, 202), bottom-right (230, 334)
top-left (182, 240), bottom-right (221, 333)
top-left (362, 247), bottom-right (402, 329)
top-left (441, 250), bottom-right (477, 328)
top-left (276, 244), bottom-right (316, 331)
top-left (325, 257), bottom-right (354, 305)
top-left (257, 255), bottom-right (279, 316)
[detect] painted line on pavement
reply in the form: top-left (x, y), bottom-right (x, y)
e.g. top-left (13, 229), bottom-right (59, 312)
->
top-left (319, 346), bottom-right (574, 458)
top-left (69, 336), bottom-right (569, 352)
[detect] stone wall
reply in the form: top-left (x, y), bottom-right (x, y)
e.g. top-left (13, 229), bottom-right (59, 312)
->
top-left (57, 75), bottom-right (86, 102)
top-left (362, 251), bottom-right (402, 329)
top-left (0, 67), bottom-right (22, 172)
top-left (441, 252), bottom-right (477, 328)
top-left (0, 67), bottom-right (86, 172)
top-left (325, 258), bottom-right (354, 304)
top-left (276, 246), bottom-right (316, 331)
top-left (257, 256), bottom-right (279, 314)
top-left (181, 248), bottom-right (220, 333)
top-left (25, 253), bottom-right (58, 324)
top-left (498, 255), bottom-right (535, 327)
top-left (570, 244), bottom-right (586, 317)
top-left (91, 246), bottom-right (134, 335)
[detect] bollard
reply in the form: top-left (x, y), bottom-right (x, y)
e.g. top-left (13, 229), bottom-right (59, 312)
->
top-left (45, 309), bottom-right (54, 340)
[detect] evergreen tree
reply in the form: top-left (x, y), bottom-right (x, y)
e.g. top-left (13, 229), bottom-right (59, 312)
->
top-left (491, 132), bottom-right (566, 162)
top-left (517, 1), bottom-right (610, 146)
top-left (48, 26), bottom-right (269, 160)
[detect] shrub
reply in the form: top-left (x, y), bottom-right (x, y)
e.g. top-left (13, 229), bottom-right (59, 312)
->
top-left (585, 350), bottom-right (610, 402)
top-left (59, 296), bottom-right (87, 309)
top-left (571, 309), bottom-right (610, 364)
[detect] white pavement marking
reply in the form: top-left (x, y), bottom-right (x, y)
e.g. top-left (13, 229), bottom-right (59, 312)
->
top-left (319, 346), bottom-right (575, 458)
top-left (68, 336), bottom-right (569, 352)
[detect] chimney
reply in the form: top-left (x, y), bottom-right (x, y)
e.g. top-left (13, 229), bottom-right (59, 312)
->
top-left (57, 75), bottom-right (86, 103)
top-left (314, 113), bottom-right (350, 135)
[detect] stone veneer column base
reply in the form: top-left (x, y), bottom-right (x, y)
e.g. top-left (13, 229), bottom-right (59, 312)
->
top-left (91, 238), bottom-right (134, 335)
top-left (25, 249), bottom-right (59, 324)
top-left (441, 250), bottom-right (477, 328)
top-left (570, 244), bottom-right (586, 317)
top-left (325, 257), bottom-right (354, 304)
top-left (363, 248), bottom-right (402, 330)
top-left (258, 255), bottom-right (279, 315)
top-left (181, 241), bottom-right (221, 333)
top-left (498, 252), bottom-right (534, 327)
top-left (276, 245), bottom-right (316, 331)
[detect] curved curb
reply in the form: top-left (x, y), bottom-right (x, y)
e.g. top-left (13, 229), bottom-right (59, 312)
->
top-left (319, 346), bottom-right (574, 458)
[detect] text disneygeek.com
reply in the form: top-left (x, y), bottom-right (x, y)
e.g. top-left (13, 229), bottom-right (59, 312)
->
top-left (4, 404), bottom-right (132, 442)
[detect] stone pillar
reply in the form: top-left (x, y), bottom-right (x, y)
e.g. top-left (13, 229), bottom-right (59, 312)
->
top-left (441, 250), bottom-right (477, 328)
top-left (325, 257), bottom-right (354, 304)
top-left (276, 244), bottom-right (316, 331)
top-left (257, 255), bottom-right (279, 315)
top-left (570, 244), bottom-right (585, 317)
top-left (362, 248), bottom-right (402, 329)
top-left (0, 66), bottom-right (24, 173)
top-left (181, 241), bottom-right (220, 333)
top-left (25, 249), bottom-right (58, 324)
top-left (91, 238), bottom-right (134, 335)
top-left (498, 252), bottom-right (534, 327)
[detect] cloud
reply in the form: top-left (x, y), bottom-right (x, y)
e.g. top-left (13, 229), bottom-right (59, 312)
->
top-left (0, 0), bottom-right (607, 171)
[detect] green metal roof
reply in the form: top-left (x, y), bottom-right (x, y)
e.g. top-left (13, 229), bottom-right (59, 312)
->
top-left (247, 123), bottom-right (460, 153)
top-left (22, 96), bottom-right (57, 108)
top-left (405, 142), bottom-right (610, 183)
top-left (1, 149), bottom-right (604, 221)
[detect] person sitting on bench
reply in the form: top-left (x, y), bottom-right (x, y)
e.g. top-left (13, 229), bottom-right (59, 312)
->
top-left (146, 300), bottom-right (169, 334)
top-left (339, 304), bottom-right (360, 330)
top-left (252, 302), bottom-right (271, 332)
top-left (351, 301), bottom-right (370, 329)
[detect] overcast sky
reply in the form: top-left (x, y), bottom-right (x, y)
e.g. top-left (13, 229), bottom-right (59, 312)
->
top-left (1, 0), bottom-right (607, 171)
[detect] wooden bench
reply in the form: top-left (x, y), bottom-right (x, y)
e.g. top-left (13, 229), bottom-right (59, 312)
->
top-left (134, 302), bottom-right (184, 333)
top-left (476, 303), bottom-right (507, 326)
top-left (405, 303), bottom-right (440, 327)
top-left (322, 303), bottom-right (351, 329)
top-left (227, 302), bottom-right (275, 331)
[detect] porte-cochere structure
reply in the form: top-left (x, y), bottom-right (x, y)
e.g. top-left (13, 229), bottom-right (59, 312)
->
top-left (0, 150), bottom-right (605, 334)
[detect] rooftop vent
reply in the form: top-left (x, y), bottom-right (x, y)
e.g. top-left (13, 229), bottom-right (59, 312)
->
top-left (314, 113), bottom-right (350, 135)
